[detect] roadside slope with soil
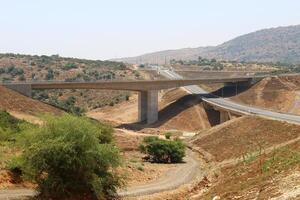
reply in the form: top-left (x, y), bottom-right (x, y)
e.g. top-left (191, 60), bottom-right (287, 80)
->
top-left (231, 76), bottom-right (300, 114)
top-left (0, 86), bottom-right (63, 122)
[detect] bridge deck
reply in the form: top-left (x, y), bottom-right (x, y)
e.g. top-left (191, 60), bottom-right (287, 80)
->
top-left (3, 76), bottom-right (261, 91)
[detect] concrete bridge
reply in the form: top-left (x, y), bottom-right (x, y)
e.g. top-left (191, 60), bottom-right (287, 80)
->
top-left (3, 76), bottom-right (263, 124)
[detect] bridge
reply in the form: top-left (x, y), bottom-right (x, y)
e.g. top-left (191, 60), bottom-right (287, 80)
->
top-left (158, 69), bottom-right (300, 125)
top-left (3, 76), bottom-right (263, 124)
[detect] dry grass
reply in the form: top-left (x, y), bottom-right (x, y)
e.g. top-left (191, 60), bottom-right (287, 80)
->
top-left (191, 116), bottom-right (300, 162)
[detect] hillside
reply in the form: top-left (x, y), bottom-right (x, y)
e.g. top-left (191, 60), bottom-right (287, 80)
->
top-left (0, 53), bottom-right (143, 112)
top-left (187, 116), bottom-right (300, 200)
top-left (231, 75), bottom-right (300, 114)
top-left (115, 25), bottom-right (300, 64)
top-left (0, 85), bottom-right (63, 123)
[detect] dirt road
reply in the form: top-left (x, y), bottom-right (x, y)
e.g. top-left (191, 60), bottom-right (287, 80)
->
top-left (118, 149), bottom-right (202, 197)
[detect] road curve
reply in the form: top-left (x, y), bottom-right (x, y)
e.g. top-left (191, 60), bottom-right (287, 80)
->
top-left (118, 149), bottom-right (201, 197)
top-left (159, 67), bottom-right (300, 125)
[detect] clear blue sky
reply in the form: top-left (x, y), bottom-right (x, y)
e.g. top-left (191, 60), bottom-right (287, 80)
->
top-left (1, 0), bottom-right (299, 60)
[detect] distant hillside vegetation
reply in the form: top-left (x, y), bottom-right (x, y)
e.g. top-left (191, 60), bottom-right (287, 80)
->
top-left (114, 25), bottom-right (300, 64)
top-left (0, 53), bottom-right (141, 112)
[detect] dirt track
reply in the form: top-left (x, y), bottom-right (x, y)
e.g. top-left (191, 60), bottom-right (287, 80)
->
top-left (118, 149), bottom-right (202, 197)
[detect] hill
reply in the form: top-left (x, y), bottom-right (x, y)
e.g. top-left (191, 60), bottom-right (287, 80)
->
top-left (186, 116), bottom-right (300, 200)
top-left (114, 25), bottom-right (300, 64)
top-left (0, 53), bottom-right (143, 112)
top-left (231, 75), bottom-right (300, 114)
top-left (0, 85), bottom-right (63, 123)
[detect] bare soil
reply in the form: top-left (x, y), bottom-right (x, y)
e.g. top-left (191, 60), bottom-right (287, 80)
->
top-left (0, 86), bottom-right (63, 120)
top-left (190, 116), bottom-right (300, 162)
top-left (198, 140), bottom-right (300, 200)
top-left (87, 88), bottom-right (216, 132)
top-left (232, 76), bottom-right (300, 114)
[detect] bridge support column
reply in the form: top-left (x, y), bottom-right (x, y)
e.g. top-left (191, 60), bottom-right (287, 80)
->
top-left (138, 90), bottom-right (158, 124)
top-left (138, 91), bottom-right (148, 122)
top-left (220, 110), bottom-right (230, 123)
top-left (146, 90), bottom-right (158, 124)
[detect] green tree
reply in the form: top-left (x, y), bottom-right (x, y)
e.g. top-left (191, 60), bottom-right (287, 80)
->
top-left (139, 136), bottom-right (185, 163)
top-left (18, 115), bottom-right (123, 199)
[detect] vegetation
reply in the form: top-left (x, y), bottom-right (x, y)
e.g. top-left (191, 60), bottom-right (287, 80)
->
top-left (56, 96), bottom-right (85, 115)
top-left (61, 62), bottom-right (77, 70)
top-left (10, 115), bottom-right (123, 199)
top-left (139, 136), bottom-right (185, 163)
top-left (262, 147), bottom-right (300, 173)
top-left (0, 53), bottom-right (141, 111)
top-left (127, 25), bottom-right (300, 64)
top-left (0, 111), bottom-right (27, 142)
top-left (164, 132), bottom-right (172, 140)
top-left (171, 57), bottom-right (224, 70)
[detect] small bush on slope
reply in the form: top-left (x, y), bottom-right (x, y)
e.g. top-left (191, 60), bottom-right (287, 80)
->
top-left (139, 136), bottom-right (185, 163)
top-left (17, 115), bottom-right (123, 199)
top-left (0, 111), bottom-right (27, 141)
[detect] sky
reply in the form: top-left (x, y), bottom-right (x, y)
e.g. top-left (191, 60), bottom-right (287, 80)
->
top-left (0, 0), bottom-right (300, 60)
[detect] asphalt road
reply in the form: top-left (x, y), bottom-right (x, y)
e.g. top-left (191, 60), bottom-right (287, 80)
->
top-left (158, 68), bottom-right (300, 124)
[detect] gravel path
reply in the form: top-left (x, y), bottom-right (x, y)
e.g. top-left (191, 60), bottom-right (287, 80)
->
top-left (118, 149), bottom-right (202, 197)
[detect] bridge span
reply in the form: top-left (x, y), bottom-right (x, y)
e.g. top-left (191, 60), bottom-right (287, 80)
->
top-left (3, 76), bottom-right (264, 124)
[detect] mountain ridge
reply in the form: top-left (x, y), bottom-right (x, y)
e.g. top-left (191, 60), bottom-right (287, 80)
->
top-left (113, 25), bottom-right (300, 64)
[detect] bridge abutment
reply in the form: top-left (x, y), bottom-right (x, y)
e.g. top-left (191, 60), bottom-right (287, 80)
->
top-left (4, 84), bottom-right (32, 97)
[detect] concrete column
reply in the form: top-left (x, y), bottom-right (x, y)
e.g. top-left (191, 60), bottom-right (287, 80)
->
top-left (138, 91), bottom-right (147, 122)
top-left (220, 110), bottom-right (230, 123)
top-left (146, 90), bottom-right (158, 124)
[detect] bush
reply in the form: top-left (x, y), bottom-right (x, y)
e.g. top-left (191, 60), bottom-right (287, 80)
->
top-left (164, 132), bottom-right (172, 140)
top-left (62, 63), bottom-right (77, 70)
top-left (18, 115), bottom-right (123, 199)
top-left (139, 136), bottom-right (185, 163)
top-left (57, 96), bottom-right (85, 115)
top-left (0, 111), bottom-right (27, 141)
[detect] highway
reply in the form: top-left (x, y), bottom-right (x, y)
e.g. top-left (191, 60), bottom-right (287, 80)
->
top-left (158, 67), bottom-right (300, 124)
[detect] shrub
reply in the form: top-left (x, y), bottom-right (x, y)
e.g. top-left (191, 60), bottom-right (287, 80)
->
top-left (139, 136), bottom-right (185, 163)
top-left (0, 111), bottom-right (29, 147)
top-left (56, 96), bottom-right (85, 115)
top-left (45, 69), bottom-right (54, 80)
top-left (62, 63), bottom-right (77, 70)
top-left (164, 132), bottom-right (172, 140)
top-left (18, 115), bottom-right (123, 199)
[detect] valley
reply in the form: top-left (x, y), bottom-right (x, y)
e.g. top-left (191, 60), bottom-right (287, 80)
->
top-left (1, 54), bottom-right (300, 199)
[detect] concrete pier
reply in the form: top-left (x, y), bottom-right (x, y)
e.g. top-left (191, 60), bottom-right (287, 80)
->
top-left (138, 91), bottom-right (148, 122)
top-left (138, 90), bottom-right (158, 124)
top-left (220, 110), bottom-right (230, 123)
top-left (146, 90), bottom-right (158, 124)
